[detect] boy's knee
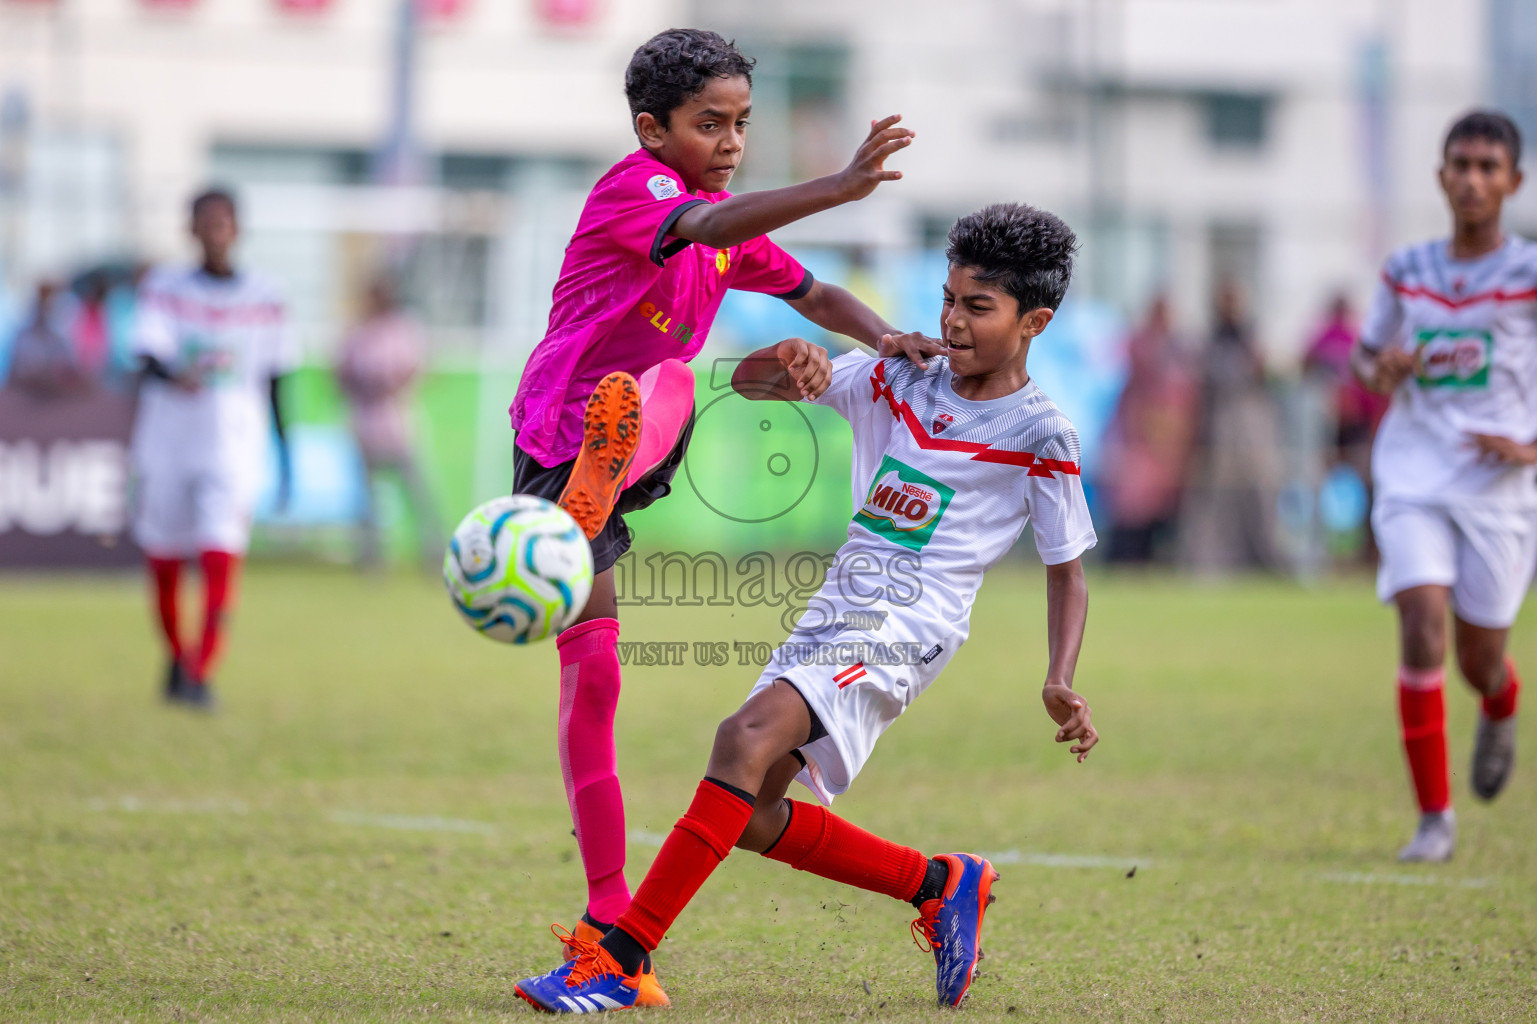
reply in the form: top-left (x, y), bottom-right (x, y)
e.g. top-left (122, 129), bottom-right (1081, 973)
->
top-left (712, 713), bottom-right (774, 772)
top-left (734, 802), bottom-right (787, 854)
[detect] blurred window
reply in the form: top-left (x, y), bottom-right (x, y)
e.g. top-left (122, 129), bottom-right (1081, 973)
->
top-left (1203, 93), bottom-right (1270, 150)
top-left (1492, 0), bottom-right (1537, 154)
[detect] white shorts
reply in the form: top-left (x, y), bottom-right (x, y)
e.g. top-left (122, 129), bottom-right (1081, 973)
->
top-left (132, 465), bottom-right (257, 557)
top-left (747, 591), bottom-right (962, 805)
top-left (1372, 498), bottom-right (1537, 629)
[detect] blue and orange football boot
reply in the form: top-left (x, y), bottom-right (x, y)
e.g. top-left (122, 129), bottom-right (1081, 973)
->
top-left (910, 853), bottom-right (999, 1006)
top-left (557, 372), bottom-right (642, 541)
top-left (517, 926), bottom-right (669, 1013)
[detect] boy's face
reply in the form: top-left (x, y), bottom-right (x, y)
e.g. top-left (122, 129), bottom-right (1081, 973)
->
top-left (1439, 137), bottom-right (1522, 228)
top-left (941, 265), bottom-right (1053, 378)
top-left (636, 74), bottom-right (751, 194)
top-left (191, 200), bottom-right (238, 265)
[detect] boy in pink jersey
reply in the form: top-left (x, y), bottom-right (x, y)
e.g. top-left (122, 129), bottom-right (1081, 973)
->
top-left (507, 29), bottom-right (939, 1001)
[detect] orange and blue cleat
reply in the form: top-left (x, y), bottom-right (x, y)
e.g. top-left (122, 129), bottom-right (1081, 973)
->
top-left (910, 853), bottom-right (999, 1006)
top-left (518, 925), bottom-right (669, 1012)
top-left (557, 372), bottom-right (642, 541)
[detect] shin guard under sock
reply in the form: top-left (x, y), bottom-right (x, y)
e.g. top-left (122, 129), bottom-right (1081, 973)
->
top-left (556, 618), bottom-right (631, 925)
top-left (610, 778), bottom-right (754, 957)
top-left (194, 551), bottom-right (240, 680)
top-left (1484, 658), bottom-right (1522, 721)
top-left (760, 800), bottom-right (929, 903)
top-left (147, 557), bottom-right (184, 662)
top-left (1399, 665), bottom-right (1450, 814)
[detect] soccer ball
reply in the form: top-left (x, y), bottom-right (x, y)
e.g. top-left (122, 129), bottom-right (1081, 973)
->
top-left (443, 495), bottom-right (593, 644)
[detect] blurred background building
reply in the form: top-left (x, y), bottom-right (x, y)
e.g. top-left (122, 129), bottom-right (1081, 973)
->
top-left (1, 0), bottom-right (1533, 570)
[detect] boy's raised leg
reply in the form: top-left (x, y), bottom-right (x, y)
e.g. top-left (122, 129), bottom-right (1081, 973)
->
top-left (557, 373), bottom-right (642, 541)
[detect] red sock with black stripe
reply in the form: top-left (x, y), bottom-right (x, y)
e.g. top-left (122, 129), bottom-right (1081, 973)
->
top-left (1399, 665), bottom-right (1450, 813)
top-left (1484, 658), bottom-right (1521, 721)
top-left (607, 778), bottom-right (754, 964)
top-left (761, 800), bottom-right (929, 902)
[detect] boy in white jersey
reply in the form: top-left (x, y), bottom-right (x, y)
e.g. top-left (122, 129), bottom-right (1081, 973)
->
top-left (514, 204), bottom-right (1098, 1013)
top-left (131, 189), bottom-right (296, 708)
top-left (1352, 111), bottom-right (1535, 861)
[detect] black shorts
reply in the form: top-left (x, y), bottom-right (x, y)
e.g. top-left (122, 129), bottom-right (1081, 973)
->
top-left (512, 410), bottom-right (696, 574)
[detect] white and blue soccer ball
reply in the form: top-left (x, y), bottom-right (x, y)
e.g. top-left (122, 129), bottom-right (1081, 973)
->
top-left (443, 495), bottom-right (593, 644)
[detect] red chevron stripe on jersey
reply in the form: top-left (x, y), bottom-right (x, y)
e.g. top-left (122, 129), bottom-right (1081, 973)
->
top-left (834, 663), bottom-right (867, 688)
top-left (1383, 272), bottom-right (1537, 311)
top-left (867, 361), bottom-right (1080, 477)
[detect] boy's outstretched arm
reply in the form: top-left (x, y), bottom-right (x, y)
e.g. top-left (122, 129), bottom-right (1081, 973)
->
top-left (1041, 556), bottom-right (1098, 762)
top-left (671, 116), bottom-right (913, 250)
top-left (787, 285), bottom-right (946, 368)
top-left (730, 338), bottom-right (831, 402)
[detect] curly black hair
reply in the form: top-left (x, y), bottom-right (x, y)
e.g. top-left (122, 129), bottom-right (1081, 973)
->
top-left (946, 203), bottom-right (1079, 312)
top-left (191, 187), bottom-right (237, 219)
top-left (1444, 109), bottom-right (1522, 168)
top-left (624, 29), bottom-right (755, 131)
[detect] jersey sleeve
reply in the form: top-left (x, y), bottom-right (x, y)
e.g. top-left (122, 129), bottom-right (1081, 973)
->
top-left (130, 274), bottom-right (180, 363)
top-left (1024, 430), bottom-right (1098, 565)
top-left (1359, 255), bottom-right (1407, 353)
top-left (729, 234), bottom-right (814, 299)
top-left (601, 164), bottom-right (711, 267)
top-left (808, 350), bottom-right (881, 422)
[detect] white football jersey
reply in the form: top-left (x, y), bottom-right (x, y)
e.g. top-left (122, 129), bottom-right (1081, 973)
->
top-left (129, 266), bottom-right (297, 478)
top-left (1361, 236), bottom-right (1537, 506)
top-left (806, 352), bottom-right (1097, 638)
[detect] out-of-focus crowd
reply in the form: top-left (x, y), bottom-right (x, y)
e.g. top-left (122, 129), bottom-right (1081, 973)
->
top-left (1097, 284), bottom-right (1385, 571)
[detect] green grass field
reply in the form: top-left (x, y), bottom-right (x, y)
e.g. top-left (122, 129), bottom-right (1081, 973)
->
top-left (1, 564), bottom-right (1534, 1022)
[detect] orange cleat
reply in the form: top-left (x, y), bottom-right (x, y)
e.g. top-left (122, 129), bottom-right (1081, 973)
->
top-left (554, 920), bottom-right (670, 1008)
top-left (558, 372), bottom-right (643, 541)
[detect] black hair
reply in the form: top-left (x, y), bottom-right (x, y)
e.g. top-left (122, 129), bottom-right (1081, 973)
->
top-left (624, 29), bottom-right (755, 131)
top-left (1444, 110), bottom-right (1522, 168)
top-left (191, 187), bottom-right (238, 219)
top-left (946, 203), bottom-right (1079, 312)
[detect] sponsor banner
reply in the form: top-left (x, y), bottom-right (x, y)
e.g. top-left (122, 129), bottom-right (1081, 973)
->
top-left (0, 388), bottom-right (140, 568)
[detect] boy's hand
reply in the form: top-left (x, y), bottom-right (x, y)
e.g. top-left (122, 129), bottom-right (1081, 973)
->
top-left (877, 331), bottom-right (946, 369)
top-left (776, 337), bottom-right (832, 400)
top-left (1468, 432), bottom-right (1537, 467)
top-left (836, 115), bottom-right (915, 202)
top-left (1367, 347), bottom-right (1417, 394)
top-left (1042, 683), bottom-right (1098, 762)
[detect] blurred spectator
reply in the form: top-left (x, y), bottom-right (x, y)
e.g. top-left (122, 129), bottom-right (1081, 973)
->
top-left (4, 280), bottom-right (90, 399)
top-left (1302, 293), bottom-right (1388, 478)
top-left (1099, 296), bottom-right (1198, 563)
top-left (335, 273), bottom-right (441, 569)
top-left (1182, 281), bottom-right (1282, 573)
top-left (71, 270), bottom-right (112, 380)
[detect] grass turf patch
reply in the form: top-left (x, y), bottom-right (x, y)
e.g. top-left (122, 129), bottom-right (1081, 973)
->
top-left (0, 564), bottom-right (1533, 1021)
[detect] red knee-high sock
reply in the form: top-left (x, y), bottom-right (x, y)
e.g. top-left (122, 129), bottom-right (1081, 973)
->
top-left (613, 779), bottom-right (755, 951)
top-left (194, 551), bottom-right (241, 680)
top-left (147, 557), bottom-right (184, 662)
top-left (761, 800), bottom-right (928, 902)
top-left (1399, 665), bottom-right (1450, 814)
top-left (1484, 658), bottom-right (1522, 721)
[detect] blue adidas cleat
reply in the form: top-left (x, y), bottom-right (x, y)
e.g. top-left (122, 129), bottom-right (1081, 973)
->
top-left (515, 926), bottom-right (669, 1013)
top-left (910, 853), bottom-right (999, 1006)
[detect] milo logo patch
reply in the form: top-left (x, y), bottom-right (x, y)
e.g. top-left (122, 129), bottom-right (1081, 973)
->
top-left (1415, 329), bottom-right (1493, 388)
top-left (854, 455), bottom-right (955, 551)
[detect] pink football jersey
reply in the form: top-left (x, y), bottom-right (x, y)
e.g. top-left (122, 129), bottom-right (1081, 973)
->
top-left (510, 148), bottom-right (811, 466)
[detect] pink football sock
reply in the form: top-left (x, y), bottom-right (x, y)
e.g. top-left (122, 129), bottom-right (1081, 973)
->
top-left (625, 359), bottom-right (695, 488)
top-left (556, 617), bottom-right (631, 924)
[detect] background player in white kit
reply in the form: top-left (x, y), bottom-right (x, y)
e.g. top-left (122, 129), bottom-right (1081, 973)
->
top-left (1352, 111), bottom-right (1535, 861)
top-left (131, 189), bottom-right (296, 708)
top-left (514, 203), bottom-right (1099, 1012)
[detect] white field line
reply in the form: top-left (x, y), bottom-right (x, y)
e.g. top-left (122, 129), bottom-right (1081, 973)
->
top-left (1316, 871), bottom-right (1492, 889)
top-left (328, 811), bottom-right (498, 835)
top-left (984, 850), bottom-right (1148, 870)
top-left (627, 829), bottom-right (670, 847)
top-left (86, 796), bottom-right (248, 814)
